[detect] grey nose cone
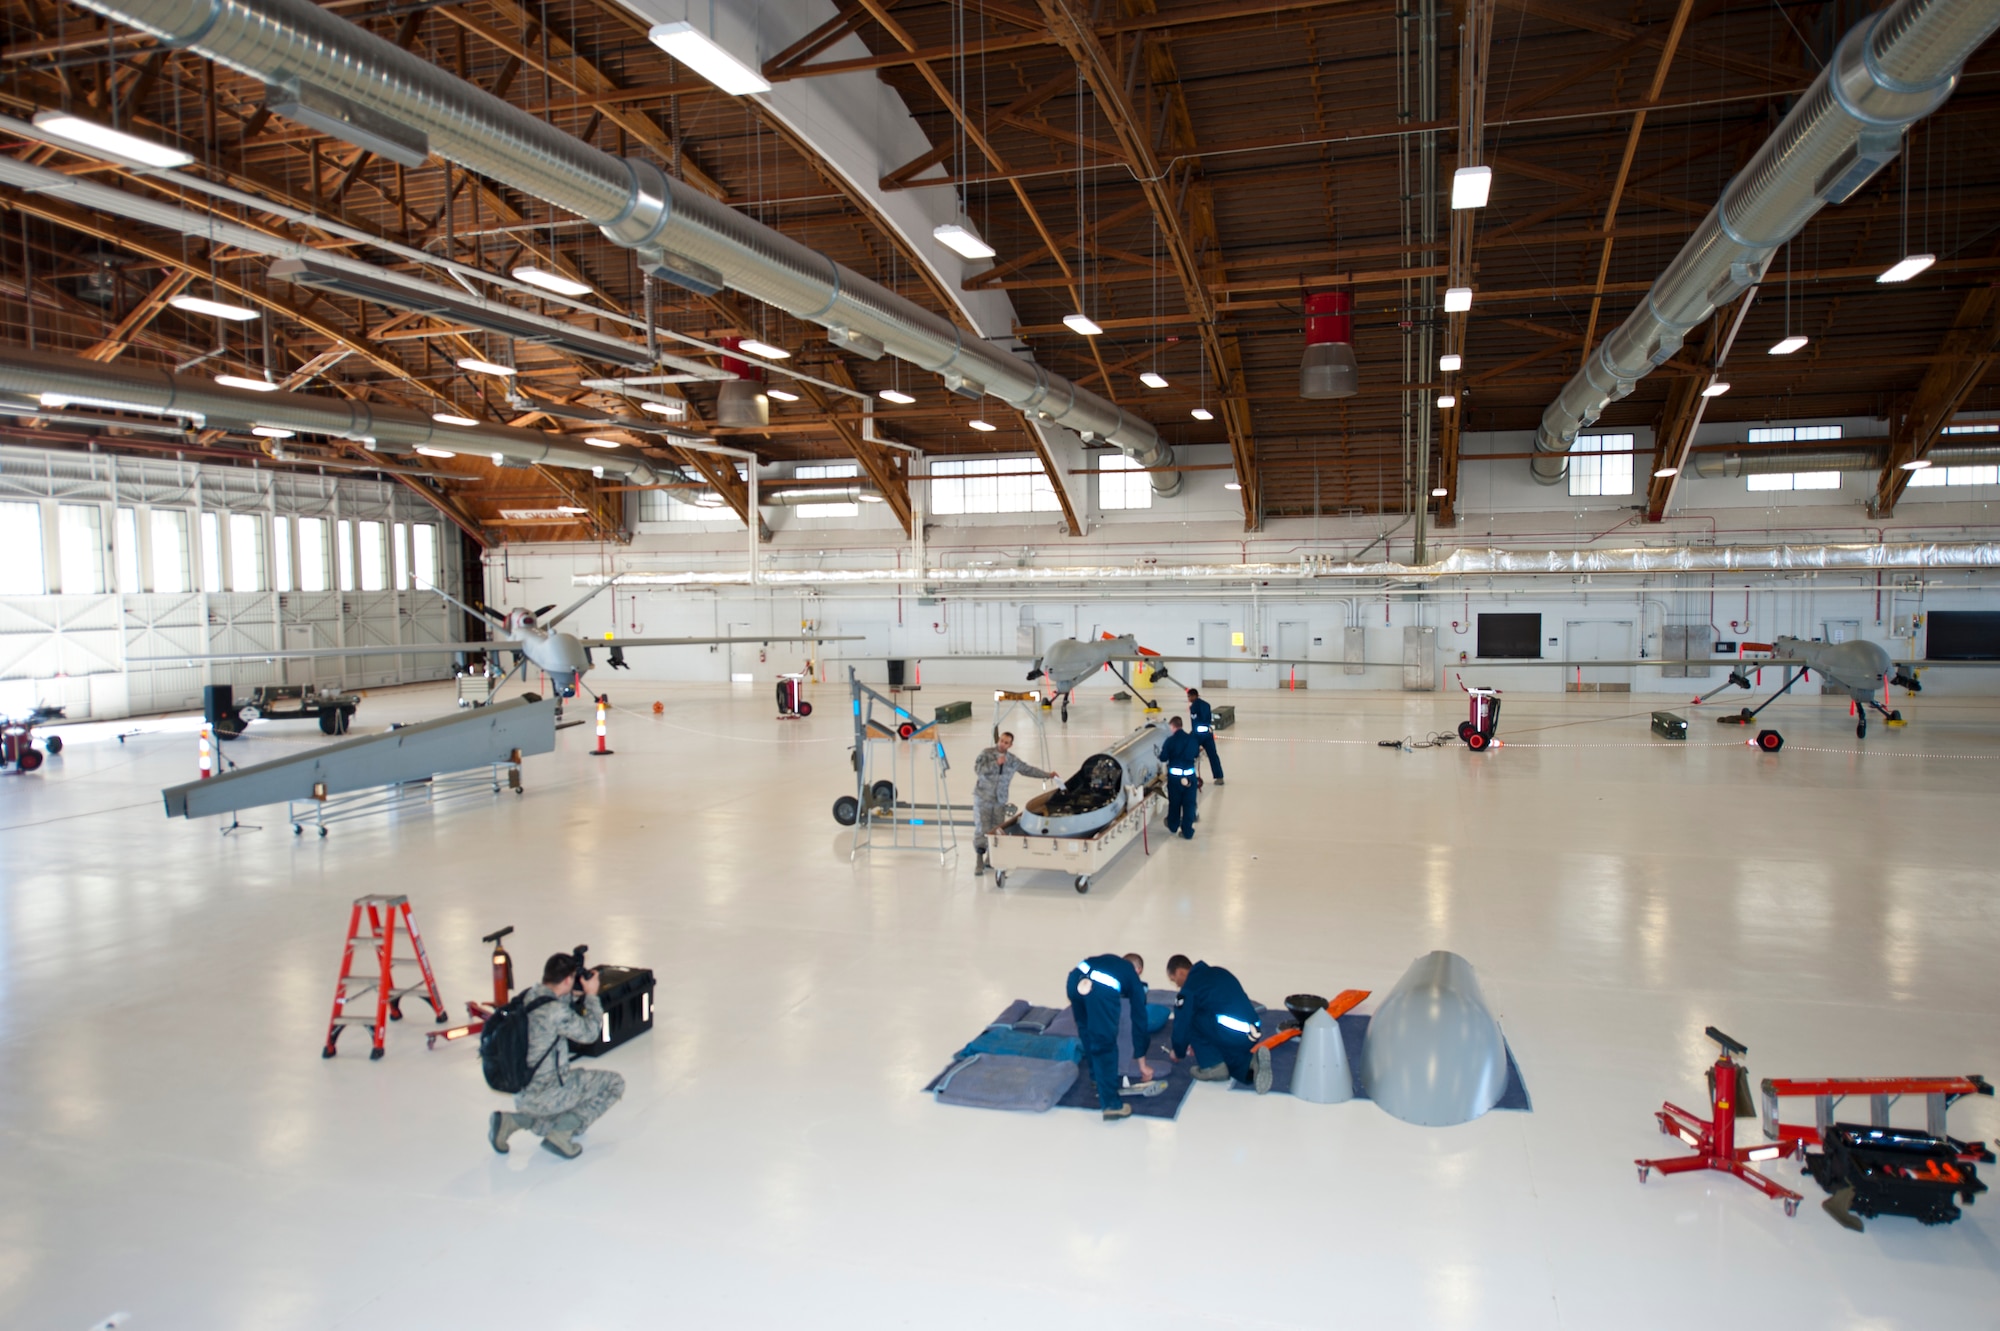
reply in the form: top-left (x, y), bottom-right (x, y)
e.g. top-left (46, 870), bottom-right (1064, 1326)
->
top-left (1290, 1007), bottom-right (1354, 1104)
top-left (1360, 951), bottom-right (1508, 1127)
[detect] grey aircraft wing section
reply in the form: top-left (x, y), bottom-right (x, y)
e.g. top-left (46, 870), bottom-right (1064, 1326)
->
top-left (132, 641), bottom-right (498, 663)
top-left (130, 641), bottom-right (498, 664)
top-left (161, 695), bottom-right (557, 819)
top-left (596, 634), bottom-right (862, 647)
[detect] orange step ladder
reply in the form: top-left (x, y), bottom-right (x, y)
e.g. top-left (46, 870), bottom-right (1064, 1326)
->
top-left (322, 894), bottom-right (447, 1060)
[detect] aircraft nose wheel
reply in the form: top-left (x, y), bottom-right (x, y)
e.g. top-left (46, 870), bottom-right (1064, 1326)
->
top-left (1857, 719), bottom-right (1867, 739)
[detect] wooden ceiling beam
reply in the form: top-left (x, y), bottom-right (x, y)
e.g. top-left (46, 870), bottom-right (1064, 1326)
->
top-left (1869, 267), bottom-right (2000, 517)
top-left (1039, 0), bottom-right (1261, 527)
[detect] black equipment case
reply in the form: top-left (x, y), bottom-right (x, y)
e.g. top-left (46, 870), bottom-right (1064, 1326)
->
top-left (567, 965), bottom-right (657, 1058)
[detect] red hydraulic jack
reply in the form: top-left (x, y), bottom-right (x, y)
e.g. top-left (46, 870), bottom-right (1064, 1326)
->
top-left (1637, 1026), bottom-right (1803, 1216)
top-left (426, 926), bottom-right (516, 1051)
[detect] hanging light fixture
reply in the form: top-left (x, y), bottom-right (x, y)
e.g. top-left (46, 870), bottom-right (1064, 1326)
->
top-left (1443, 287), bottom-right (1473, 313)
top-left (932, 223), bottom-right (996, 260)
top-left (214, 374), bottom-right (280, 392)
top-left (1191, 407), bottom-right (1214, 421)
top-left (1450, 166), bottom-right (1492, 210)
top-left (1439, 353), bottom-right (1462, 372)
top-left (1878, 254), bottom-right (1935, 283)
top-left (510, 265), bottom-right (593, 297)
top-left (1140, 371), bottom-right (1169, 389)
top-left (170, 294), bottom-right (259, 321)
top-left (1063, 314), bottom-right (1103, 337)
top-left (1701, 380), bottom-right (1732, 398)
top-left (31, 110), bottom-right (193, 168)
top-left (878, 388), bottom-right (915, 405)
top-left (647, 21), bottom-right (771, 95)
top-left (1769, 336), bottom-right (1808, 355)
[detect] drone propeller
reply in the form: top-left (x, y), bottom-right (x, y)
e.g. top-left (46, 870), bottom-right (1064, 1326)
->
top-left (533, 604), bottom-right (558, 619)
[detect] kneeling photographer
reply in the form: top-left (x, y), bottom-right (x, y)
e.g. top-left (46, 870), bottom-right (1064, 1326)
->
top-left (487, 950), bottom-right (625, 1160)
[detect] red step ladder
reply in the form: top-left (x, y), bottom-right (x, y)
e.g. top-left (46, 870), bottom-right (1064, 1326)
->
top-left (322, 894), bottom-right (447, 1060)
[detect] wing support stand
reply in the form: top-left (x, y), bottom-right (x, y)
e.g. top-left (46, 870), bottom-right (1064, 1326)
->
top-left (1637, 1027), bottom-right (1803, 1216)
top-left (845, 666), bottom-right (961, 865)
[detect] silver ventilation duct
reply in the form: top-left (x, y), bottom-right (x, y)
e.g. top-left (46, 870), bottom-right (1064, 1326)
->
top-left (1531, 0), bottom-right (2000, 483)
top-left (583, 539), bottom-right (2000, 587)
top-left (69, 0), bottom-right (1180, 496)
top-left (0, 344), bottom-right (651, 478)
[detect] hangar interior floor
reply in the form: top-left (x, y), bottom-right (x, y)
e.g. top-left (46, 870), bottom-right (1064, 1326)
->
top-left (3, 679), bottom-right (1998, 1330)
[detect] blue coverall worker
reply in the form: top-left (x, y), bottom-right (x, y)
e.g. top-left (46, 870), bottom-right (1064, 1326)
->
top-left (1160, 719), bottom-right (1200, 839)
top-left (1066, 952), bottom-right (1162, 1120)
top-left (1166, 955), bottom-right (1272, 1093)
top-left (1185, 690), bottom-right (1224, 784)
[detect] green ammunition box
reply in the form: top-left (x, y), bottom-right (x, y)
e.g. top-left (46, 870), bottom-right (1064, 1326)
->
top-left (933, 700), bottom-right (973, 724)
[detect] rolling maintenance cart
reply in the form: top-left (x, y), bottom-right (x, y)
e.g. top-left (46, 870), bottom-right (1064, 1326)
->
top-left (987, 778), bottom-right (1165, 894)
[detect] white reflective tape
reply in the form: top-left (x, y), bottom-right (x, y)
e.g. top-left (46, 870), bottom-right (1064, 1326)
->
top-left (1088, 969), bottom-right (1121, 991)
top-left (1215, 1013), bottom-right (1257, 1036)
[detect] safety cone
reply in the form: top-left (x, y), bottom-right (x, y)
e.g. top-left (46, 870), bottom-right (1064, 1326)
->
top-left (591, 696), bottom-right (614, 757)
top-left (198, 725), bottom-right (213, 779)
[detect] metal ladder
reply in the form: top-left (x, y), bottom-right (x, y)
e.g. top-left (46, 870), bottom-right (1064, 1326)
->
top-left (322, 895), bottom-right (447, 1059)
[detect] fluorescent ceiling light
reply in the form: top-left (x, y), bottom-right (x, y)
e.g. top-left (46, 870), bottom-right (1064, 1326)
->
top-left (1899, 458), bottom-right (1932, 470)
top-left (647, 20), bottom-right (771, 96)
top-left (491, 453), bottom-right (505, 465)
top-left (1701, 380), bottom-right (1731, 397)
top-left (737, 338), bottom-right (790, 360)
top-left (932, 223), bottom-right (996, 260)
top-left (169, 295), bottom-right (259, 322)
top-left (1063, 314), bottom-right (1104, 336)
top-left (1877, 254), bottom-right (1935, 284)
top-left (1443, 287), bottom-right (1473, 313)
top-left (1437, 394), bottom-right (1458, 408)
top-left (510, 265), bottom-right (593, 297)
top-left (250, 427), bottom-right (294, 438)
top-left (1431, 487), bottom-right (1449, 497)
top-left (415, 446), bottom-right (457, 458)
top-left (767, 388), bottom-right (799, 402)
top-left (1191, 407), bottom-right (1214, 421)
top-left (1139, 371), bottom-right (1169, 389)
top-left (878, 388), bottom-right (916, 405)
top-left (1223, 482), bottom-right (1242, 491)
top-left (432, 412), bottom-right (479, 426)
top-left (1654, 466), bottom-right (1679, 478)
top-left (639, 399), bottom-right (686, 416)
top-left (1768, 335), bottom-right (1808, 355)
top-left (583, 437), bottom-right (622, 449)
top-left (557, 506), bottom-right (589, 515)
top-left (31, 110), bottom-right (193, 168)
top-left (457, 357), bottom-right (516, 377)
top-left (214, 374), bottom-right (280, 392)
top-left (968, 419), bottom-right (997, 432)
top-left (1450, 165), bottom-right (1492, 210)
top-left (1439, 354), bottom-right (1462, 372)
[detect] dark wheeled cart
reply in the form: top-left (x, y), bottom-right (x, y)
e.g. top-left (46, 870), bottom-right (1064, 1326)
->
top-left (209, 683), bottom-right (360, 737)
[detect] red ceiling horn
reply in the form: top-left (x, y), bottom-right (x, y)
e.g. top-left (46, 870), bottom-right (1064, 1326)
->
top-left (1301, 291), bottom-right (1358, 399)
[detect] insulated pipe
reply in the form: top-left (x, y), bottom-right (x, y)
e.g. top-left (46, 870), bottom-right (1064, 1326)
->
top-left (71, 0), bottom-right (1179, 495)
top-left (1689, 443), bottom-right (2000, 477)
top-left (1530, 0), bottom-right (2000, 483)
top-left (0, 344), bottom-right (650, 477)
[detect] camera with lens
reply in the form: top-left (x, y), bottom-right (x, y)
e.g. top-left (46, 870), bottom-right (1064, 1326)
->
top-left (569, 944), bottom-right (596, 1009)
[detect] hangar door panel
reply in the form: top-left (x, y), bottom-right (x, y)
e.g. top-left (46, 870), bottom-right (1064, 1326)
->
top-left (1199, 620), bottom-right (1230, 688)
top-left (1564, 620), bottom-right (1633, 691)
top-left (1277, 620), bottom-right (1309, 688)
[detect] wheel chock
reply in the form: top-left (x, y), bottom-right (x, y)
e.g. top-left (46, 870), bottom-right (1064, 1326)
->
top-left (1753, 729), bottom-right (1783, 752)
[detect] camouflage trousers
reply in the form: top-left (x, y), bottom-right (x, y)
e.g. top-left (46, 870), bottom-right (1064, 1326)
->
top-left (513, 1068), bottom-right (625, 1138)
top-left (973, 797), bottom-right (1004, 855)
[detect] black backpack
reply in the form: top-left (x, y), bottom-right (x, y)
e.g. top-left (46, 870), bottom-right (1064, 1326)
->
top-left (479, 991), bottom-right (557, 1093)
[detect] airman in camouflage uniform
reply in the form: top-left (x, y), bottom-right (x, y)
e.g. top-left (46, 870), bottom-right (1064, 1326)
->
top-left (488, 954), bottom-right (625, 1160)
top-left (972, 731), bottom-right (1056, 875)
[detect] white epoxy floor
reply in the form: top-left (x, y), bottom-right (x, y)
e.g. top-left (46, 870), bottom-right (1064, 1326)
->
top-left (4, 679), bottom-right (1999, 1330)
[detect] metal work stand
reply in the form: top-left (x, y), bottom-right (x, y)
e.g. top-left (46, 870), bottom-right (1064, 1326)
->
top-left (289, 760), bottom-right (524, 837)
top-left (1637, 1027), bottom-right (1803, 1215)
top-left (990, 690), bottom-right (1052, 769)
top-left (847, 667), bottom-right (962, 864)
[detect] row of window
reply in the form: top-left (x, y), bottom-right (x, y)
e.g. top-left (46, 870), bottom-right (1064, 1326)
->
top-left (635, 455), bottom-right (1157, 523)
top-left (0, 501), bottom-right (439, 597)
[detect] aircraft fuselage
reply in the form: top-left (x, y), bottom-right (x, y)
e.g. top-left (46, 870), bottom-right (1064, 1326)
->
top-left (1771, 636), bottom-right (1893, 703)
